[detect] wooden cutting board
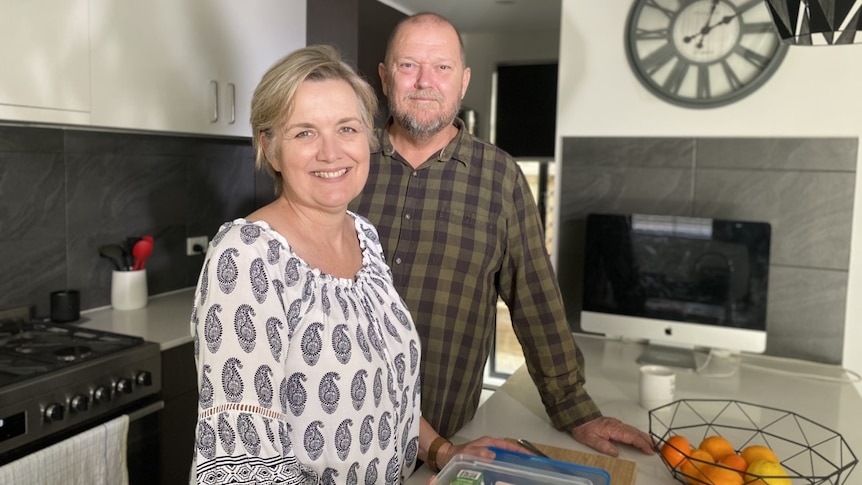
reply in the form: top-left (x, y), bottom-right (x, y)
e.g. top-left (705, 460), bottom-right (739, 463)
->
top-left (505, 439), bottom-right (638, 485)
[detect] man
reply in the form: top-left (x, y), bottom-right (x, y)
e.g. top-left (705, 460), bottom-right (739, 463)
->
top-left (350, 12), bottom-right (654, 457)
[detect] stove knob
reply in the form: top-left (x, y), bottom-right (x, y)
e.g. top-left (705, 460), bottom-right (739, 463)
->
top-left (135, 371), bottom-right (153, 386)
top-left (70, 394), bottom-right (89, 413)
top-left (93, 385), bottom-right (112, 404)
top-left (44, 403), bottom-right (65, 422)
top-left (116, 378), bottom-right (133, 394)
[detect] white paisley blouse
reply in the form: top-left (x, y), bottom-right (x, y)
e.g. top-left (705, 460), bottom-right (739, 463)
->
top-left (191, 214), bottom-right (421, 485)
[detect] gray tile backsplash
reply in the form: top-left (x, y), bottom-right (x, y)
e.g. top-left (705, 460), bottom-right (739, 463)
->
top-left (0, 125), bottom-right (269, 317)
top-left (559, 136), bottom-right (858, 365)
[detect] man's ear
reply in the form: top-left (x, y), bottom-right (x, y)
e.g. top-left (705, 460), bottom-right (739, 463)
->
top-left (461, 67), bottom-right (471, 100)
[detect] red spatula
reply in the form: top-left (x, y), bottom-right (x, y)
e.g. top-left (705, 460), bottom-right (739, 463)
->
top-left (132, 235), bottom-right (154, 271)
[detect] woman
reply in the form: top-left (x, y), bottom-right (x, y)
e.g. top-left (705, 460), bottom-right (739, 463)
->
top-left (191, 45), bottom-right (519, 484)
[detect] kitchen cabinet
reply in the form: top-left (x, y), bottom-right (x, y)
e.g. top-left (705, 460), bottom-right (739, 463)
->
top-left (89, 0), bottom-right (306, 137)
top-left (159, 341), bottom-right (197, 485)
top-left (0, 0), bottom-right (90, 125)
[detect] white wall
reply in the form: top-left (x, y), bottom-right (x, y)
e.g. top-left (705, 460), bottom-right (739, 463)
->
top-left (556, 0), bottom-right (862, 391)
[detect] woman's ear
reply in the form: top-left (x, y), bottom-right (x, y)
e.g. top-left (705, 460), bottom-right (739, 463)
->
top-left (259, 130), bottom-right (279, 172)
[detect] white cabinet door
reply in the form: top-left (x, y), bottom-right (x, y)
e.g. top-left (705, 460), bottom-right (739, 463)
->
top-left (0, 0), bottom-right (90, 125)
top-left (90, 0), bottom-right (306, 137)
top-left (214, 0), bottom-right (307, 137)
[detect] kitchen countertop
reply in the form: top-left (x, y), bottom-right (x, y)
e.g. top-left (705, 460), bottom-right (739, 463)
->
top-left (408, 334), bottom-right (862, 484)
top-left (77, 292), bottom-right (862, 483)
top-left (79, 288), bottom-right (195, 350)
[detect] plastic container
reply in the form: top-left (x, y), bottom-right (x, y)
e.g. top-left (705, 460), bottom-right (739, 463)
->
top-left (436, 447), bottom-right (611, 485)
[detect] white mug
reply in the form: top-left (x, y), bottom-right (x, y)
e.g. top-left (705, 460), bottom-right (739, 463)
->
top-left (111, 269), bottom-right (148, 310)
top-left (639, 364), bottom-right (676, 409)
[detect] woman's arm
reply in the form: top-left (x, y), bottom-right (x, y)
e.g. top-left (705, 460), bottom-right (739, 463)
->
top-left (417, 417), bottom-right (530, 472)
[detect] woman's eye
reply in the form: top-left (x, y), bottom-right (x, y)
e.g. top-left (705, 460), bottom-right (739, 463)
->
top-left (339, 126), bottom-right (359, 134)
top-left (294, 130), bottom-right (313, 138)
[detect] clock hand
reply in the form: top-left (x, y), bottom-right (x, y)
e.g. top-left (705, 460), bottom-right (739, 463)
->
top-left (697, 0), bottom-right (721, 47)
top-left (683, 12), bottom-right (740, 47)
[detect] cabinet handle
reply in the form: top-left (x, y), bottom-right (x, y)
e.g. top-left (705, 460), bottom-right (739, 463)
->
top-left (228, 82), bottom-right (236, 125)
top-left (210, 80), bottom-right (219, 123)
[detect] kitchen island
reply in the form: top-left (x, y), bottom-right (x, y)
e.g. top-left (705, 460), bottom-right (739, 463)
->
top-left (408, 334), bottom-right (862, 484)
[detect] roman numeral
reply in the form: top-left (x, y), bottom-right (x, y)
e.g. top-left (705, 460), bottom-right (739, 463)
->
top-left (721, 60), bottom-right (743, 90)
top-left (741, 22), bottom-right (775, 35)
top-left (663, 59), bottom-right (691, 95)
top-left (734, 45), bottom-right (770, 69)
top-left (697, 65), bottom-right (710, 99)
top-left (634, 27), bottom-right (671, 40)
top-left (643, 0), bottom-right (677, 18)
top-left (639, 43), bottom-right (677, 75)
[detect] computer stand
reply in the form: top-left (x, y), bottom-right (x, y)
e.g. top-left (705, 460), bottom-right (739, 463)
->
top-left (636, 344), bottom-right (699, 371)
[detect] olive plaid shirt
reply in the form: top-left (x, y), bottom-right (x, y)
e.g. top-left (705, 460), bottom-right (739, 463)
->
top-left (350, 118), bottom-right (601, 438)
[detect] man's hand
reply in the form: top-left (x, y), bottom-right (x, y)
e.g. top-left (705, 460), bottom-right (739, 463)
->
top-left (570, 416), bottom-right (655, 457)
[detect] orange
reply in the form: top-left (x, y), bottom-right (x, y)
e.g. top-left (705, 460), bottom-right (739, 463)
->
top-left (680, 448), bottom-right (714, 484)
top-left (699, 435), bottom-right (736, 461)
top-left (703, 463), bottom-right (744, 485)
top-left (718, 453), bottom-right (748, 475)
top-left (660, 435), bottom-right (692, 469)
top-left (746, 459), bottom-right (791, 485)
top-left (741, 445), bottom-right (779, 465)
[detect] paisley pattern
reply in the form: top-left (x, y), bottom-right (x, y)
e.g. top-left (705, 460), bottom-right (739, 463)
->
top-left (192, 216), bottom-right (420, 484)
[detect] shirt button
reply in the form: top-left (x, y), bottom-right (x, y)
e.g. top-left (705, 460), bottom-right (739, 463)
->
top-left (412, 171), bottom-right (419, 177)
top-left (404, 214), bottom-right (411, 220)
top-left (394, 257), bottom-right (402, 265)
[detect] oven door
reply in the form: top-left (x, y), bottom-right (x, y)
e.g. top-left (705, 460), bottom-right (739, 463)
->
top-left (126, 399), bottom-right (165, 485)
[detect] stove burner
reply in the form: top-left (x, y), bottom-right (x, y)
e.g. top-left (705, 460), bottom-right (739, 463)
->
top-left (54, 345), bottom-right (93, 362)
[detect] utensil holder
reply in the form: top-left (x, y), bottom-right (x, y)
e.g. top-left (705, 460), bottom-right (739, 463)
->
top-left (111, 269), bottom-right (148, 310)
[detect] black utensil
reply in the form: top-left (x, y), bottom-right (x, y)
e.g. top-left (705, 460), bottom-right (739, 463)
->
top-left (99, 244), bottom-right (127, 271)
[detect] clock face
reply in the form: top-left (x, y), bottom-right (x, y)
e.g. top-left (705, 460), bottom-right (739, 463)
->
top-left (626, 0), bottom-right (789, 108)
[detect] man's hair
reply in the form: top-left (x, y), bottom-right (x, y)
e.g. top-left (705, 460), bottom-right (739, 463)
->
top-left (384, 12), bottom-right (466, 66)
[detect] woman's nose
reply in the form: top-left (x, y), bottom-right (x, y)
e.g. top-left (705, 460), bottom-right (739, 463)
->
top-left (316, 133), bottom-right (340, 161)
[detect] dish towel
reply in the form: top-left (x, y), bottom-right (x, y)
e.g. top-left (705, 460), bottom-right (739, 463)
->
top-left (0, 414), bottom-right (130, 485)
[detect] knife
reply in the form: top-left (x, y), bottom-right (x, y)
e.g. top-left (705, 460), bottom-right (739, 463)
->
top-left (517, 438), bottom-right (550, 458)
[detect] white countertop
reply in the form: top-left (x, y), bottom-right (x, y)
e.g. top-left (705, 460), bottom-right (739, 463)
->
top-left (79, 288), bottom-right (195, 350)
top-left (76, 291), bottom-right (861, 483)
top-left (408, 334), bottom-right (862, 484)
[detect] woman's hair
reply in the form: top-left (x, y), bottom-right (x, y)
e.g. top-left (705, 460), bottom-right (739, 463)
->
top-left (250, 44), bottom-right (378, 195)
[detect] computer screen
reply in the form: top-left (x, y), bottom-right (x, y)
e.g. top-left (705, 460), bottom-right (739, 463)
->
top-left (580, 213), bottom-right (771, 369)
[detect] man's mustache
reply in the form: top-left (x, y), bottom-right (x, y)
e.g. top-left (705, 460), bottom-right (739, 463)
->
top-left (405, 90), bottom-right (443, 102)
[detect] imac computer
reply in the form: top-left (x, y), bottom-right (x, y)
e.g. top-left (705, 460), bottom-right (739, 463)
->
top-left (580, 213), bottom-right (771, 370)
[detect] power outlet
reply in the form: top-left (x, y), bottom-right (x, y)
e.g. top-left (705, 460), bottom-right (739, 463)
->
top-left (186, 236), bottom-right (209, 256)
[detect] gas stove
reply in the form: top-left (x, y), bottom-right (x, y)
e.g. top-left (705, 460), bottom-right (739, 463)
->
top-left (0, 306), bottom-right (161, 463)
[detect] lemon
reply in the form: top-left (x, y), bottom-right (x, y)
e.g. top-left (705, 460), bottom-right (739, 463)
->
top-left (741, 445), bottom-right (779, 464)
top-left (746, 459), bottom-right (790, 485)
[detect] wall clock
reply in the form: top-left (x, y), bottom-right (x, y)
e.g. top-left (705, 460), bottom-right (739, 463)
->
top-left (625, 0), bottom-right (789, 108)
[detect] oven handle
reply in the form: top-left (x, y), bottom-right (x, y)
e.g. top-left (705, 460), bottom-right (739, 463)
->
top-left (127, 400), bottom-right (165, 422)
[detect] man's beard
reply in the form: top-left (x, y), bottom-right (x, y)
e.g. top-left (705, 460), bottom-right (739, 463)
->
top-left (389, 95), bottom-right (460, 142)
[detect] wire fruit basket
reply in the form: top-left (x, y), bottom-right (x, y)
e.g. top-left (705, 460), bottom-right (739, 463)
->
top-left (649, 399), bottom-right (857, 484)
